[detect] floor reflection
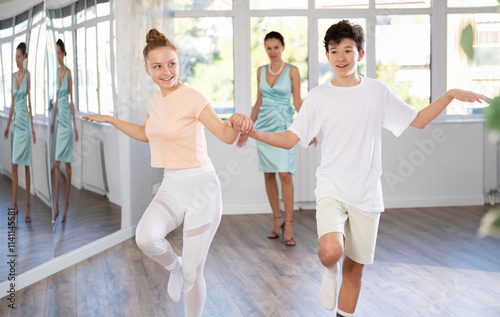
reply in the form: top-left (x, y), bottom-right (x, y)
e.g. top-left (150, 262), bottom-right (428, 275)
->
top-left (52, 174), bottom-right (121, 257)
top-left (0, 174), bottom-right (53, 282)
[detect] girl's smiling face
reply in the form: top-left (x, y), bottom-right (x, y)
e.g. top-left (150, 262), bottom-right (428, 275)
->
top-left (145, 46), bottom-right (180, 96)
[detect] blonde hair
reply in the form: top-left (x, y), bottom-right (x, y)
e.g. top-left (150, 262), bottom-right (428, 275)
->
top-left (143, 28), bottom-right (177, 63)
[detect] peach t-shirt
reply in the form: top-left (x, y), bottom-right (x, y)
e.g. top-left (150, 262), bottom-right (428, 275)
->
top-left (145, 84), bottom-right (211, 169)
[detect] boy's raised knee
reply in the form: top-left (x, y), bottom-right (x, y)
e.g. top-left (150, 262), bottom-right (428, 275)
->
top-left (318, 232), bottom-right (344, 267)
top-left (318, 244), bottom-right (343, 268)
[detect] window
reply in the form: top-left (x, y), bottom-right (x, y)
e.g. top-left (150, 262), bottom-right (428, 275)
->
top-left (28, 24), bottom-right (45, 116)
top-left (250, 0), bottom-right (307, 10)
top-left (86, 26), bottom-right (98, 113)
top-left (174, 0), bottom-right (231, 10)
top-left (376, 15), bottom-right (431, 111)
top-left (447, 13), bottom-right (500, 115)
top-left (0, 42), bottom-right (12, 111)
top-left (97, 21), bottom-right (113, 115)
top-left (14, 11), bottom-right (29, 34)
top-left (34, 24), bottom-right (46, 117)
top-left (175, 17), bottom-right (234, 118)
top-left (76, 27), bottom-right (87, 112)
top-left (448, 0), bottom-right (499, 8)
top-left (316, 0), bottom-right (368, 9)
top-left (375, 0), bottom-right (430, 9)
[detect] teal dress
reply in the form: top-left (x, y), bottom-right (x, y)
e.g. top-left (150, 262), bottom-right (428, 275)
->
top-left (255, 64), bottom-right (295, 175)
top-left (55, 69), bottom-right (74, 162)
top-left (12, 71), bottom-right (31, 166)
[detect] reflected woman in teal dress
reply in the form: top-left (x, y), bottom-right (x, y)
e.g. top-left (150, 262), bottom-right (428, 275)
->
top-left (3, 42), bottom-right (36, 224)
top-left (50, 39), bottom-right (79, 224)
top-left (237, 32), bottom-right (315, 246)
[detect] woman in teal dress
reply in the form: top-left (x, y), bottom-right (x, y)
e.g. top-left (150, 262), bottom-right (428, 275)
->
top-left (237, 32), bottom-right (315, 246)
top-left (3, 42), bottom-right (36, 224)
top-left (50, 39), bottom-right (79, 224)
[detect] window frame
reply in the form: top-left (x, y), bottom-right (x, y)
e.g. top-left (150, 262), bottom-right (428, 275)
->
top-left (173, 0), bottom-right (499, 121)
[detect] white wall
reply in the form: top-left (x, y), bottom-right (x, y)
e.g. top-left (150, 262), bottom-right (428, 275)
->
top-left (381, 121), bottom-right (485, 208)
top-left (206, 120), bottom-right (492, 214)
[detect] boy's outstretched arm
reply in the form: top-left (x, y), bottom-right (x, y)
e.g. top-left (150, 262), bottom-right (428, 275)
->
top-left (249, 130), bottom-right (299, 150)
top-left (228, 113), bottom-right (299, 150)
top-left (411, 89), bottom-right (489, 129)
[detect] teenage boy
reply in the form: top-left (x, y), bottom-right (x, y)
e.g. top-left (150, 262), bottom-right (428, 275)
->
top-left (228, 20), bottom-right (488, 316)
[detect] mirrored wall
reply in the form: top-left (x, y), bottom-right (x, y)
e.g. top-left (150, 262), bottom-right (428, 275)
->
top-left (0, 0), bottom-right (121, 284)
top-left (0, 1), bottom-right (53, 283)
top-left (46, 0), bottom-right (120, 257)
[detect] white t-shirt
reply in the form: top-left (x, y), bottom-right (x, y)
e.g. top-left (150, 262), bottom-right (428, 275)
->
top-left (288, 77), bottom-right (418, 212)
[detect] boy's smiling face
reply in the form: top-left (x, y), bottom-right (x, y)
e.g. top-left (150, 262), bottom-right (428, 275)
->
top-left (326, 38), bottom-right (365, 82)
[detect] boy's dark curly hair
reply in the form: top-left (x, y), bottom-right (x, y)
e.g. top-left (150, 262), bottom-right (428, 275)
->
top-left (323, 20), bottom-right (365, 53)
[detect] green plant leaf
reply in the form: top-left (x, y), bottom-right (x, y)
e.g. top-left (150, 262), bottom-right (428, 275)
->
top-left (460, 24), bottom-right (474, 59)
top-left (485, 96), bottom-right (500, 131)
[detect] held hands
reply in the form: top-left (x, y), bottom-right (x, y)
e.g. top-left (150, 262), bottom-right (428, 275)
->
top-left (226, 113), bottom-right (254, 134)
top-left (309, 137), bottom-right (318, 147)
top-left (237, 133), bottom-right (249, 148)
top-left (451, 89), bottom-right (490, 104)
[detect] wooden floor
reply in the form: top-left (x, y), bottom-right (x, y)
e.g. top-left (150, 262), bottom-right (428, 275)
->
top-left (1, 205), bottom-right (499, 316)
top-left (0, 172), bottom-right (121, 283)
top-left (0, 174), bottom-right (53, 280)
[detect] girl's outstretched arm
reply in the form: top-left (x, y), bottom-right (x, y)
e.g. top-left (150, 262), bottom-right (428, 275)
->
top-left (83, 114), bottom-right (149, 142)
top-left (228, 113), bottom-right (299, 150)
top-left (199, 105), bottom-right (253, 144)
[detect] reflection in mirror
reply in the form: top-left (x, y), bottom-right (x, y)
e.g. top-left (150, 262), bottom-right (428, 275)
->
top-left (46, 0), bottom-right (121, 257)
top-left (0, 1), bottom-right (53, 283)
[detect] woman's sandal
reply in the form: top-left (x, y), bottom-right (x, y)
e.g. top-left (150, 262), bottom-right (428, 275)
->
top-left (284, 220), bottom-right (296, 247)
top-left (268, 216), bottom-right (284, 239)
top-left (62, 201), bottom-right (69, 223)
top-left (25, 203), bottom-right (31, 223)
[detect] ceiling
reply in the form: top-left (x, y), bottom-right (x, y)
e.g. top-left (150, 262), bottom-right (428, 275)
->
top-left (0, 0), bottom-right (78, 21)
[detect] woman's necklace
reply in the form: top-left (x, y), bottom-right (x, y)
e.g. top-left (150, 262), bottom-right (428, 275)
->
top-left (268, 60), bottom-right (284, 76)
top-left (16, 69), bottom-right (25, 81)
top-left (60, 65), bottom-right (66, 77)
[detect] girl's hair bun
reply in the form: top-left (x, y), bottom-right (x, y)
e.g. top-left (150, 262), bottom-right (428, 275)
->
top-left (146, 28), bottom-right (168, 44)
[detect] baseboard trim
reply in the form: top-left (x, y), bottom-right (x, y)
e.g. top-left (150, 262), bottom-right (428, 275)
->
top-left (384, 196), bottom-right (485, 209)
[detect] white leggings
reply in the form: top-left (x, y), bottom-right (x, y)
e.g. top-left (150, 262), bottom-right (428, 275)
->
top-left (135, 163), bottom-right (222, 317)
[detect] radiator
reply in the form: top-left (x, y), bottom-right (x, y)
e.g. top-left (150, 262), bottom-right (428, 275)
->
top-left (32, 140), bottom-right (51, 207)
top-left (81, 135), bottom-right (108, 195)
top-left (294, 143), bottom-right (321, 203)
top-left (1, 130), bottom-right (12, 177)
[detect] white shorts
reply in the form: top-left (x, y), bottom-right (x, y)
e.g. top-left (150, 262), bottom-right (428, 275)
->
top-left (316, 197), bottom-right (381, 265)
